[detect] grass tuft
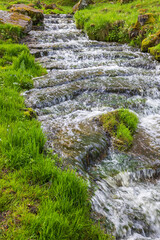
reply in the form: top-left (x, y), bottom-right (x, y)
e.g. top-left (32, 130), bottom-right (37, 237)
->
top-left (100, 109), bottom-right (138, 150)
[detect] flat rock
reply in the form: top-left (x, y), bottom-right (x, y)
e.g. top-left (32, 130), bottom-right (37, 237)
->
top-left (0, 10), bottom-right (32, 33)
top-left (10, 4), bottom-right (44, 25)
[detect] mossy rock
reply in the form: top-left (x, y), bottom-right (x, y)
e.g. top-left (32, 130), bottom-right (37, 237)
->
top-left (100, 109), bottom-right (138, 151)
top-left (141, 30), bottom-right (160, 52)
top-left (0, 10), bottom-right (32, 33)
top-left (149, 43), bottom-right (160, 61)
top-left (129, 13), bottom-right (156, 39)
top-left (10, 4), bottom-right (44, 25)
top-left (138, 13), bottom-right (155, 26)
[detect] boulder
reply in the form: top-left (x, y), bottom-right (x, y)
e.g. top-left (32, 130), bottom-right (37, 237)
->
top-left (10, 4), bottom-right (44, 25)
top-left (73, 0), bottom-right (93, 12)
top-left (0, 10), bottom-right (32, 33)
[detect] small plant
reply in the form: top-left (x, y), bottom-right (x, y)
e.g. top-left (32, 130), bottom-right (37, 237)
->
top-left (100, 109), bottom-right (138, 150)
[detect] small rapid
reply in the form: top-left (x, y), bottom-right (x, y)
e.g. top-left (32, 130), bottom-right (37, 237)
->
top-left (23, 14), bottom-right (160, 239)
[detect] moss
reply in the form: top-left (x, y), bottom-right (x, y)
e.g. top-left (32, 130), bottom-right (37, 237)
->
top-left (141, 30), bottom-right (160, 52)
top-left (24, 108), bottom-right (37, 119)
top-left (10, 12), bottom-right (31, 22)
top-left (100, 109), bottom-right (138, 150)
top-left (149, 43), bottom-right (160, 60)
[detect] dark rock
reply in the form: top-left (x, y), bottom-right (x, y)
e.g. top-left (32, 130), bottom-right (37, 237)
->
top-left (138, 13), bottom-right (155, 26)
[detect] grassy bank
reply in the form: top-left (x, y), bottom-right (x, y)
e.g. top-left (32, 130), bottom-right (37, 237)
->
top-left (74, 0), bottom-right (160, 60)
top-left (0, 27), bottom-right (113, 239)
top-left (0, 0), bottom-right (74, 14)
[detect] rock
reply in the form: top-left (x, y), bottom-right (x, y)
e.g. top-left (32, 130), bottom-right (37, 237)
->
top-left (10, 4), bottom-right (44, 25)
top-left (0, 10), bottom-right (32, 33)
top-left (141, 30), bottom-right (160, 52)
top-left (148, 43), bottom-right (160, 61)
top-left (73, 0), bottom-right (93, 12)
top-left (129, 14), bottom-right (155, 39)
top-left (138, 13), bottom-right (155, 26)
top-left (45, 4), bottom-right (62, 11)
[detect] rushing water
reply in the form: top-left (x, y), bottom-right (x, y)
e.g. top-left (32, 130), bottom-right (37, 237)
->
top-left (23, 14), bottom-right (160, 239)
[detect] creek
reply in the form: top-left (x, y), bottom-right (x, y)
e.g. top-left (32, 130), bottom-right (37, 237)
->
top-left (23, 14), bottom-right (160, 239)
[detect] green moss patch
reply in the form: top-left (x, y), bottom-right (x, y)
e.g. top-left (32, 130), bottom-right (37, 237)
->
top-left (100, 109), bottom-right (138, 150)
top-left (149, 43), bottom-right (160, 60)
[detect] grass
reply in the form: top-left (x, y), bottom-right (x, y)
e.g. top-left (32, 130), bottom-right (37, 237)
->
top-left (0, 0), bottom-right (74, 13)
top-left (0, 23), bottom-right (23, 42)
top-left (0, 20), bottom-right (113, 240)
top-left (100, 109), bottom-right (138, 150)
top-left (74, 0), bottom-right (160, 59)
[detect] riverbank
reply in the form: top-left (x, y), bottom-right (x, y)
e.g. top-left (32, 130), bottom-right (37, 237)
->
top-left (0, 0), bottom-right (73, 14)
top-left (0, 10), bottom-right (113, 240)
top-left (74, 0), bottom-right (160, 61)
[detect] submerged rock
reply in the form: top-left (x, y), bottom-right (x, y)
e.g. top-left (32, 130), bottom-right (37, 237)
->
top-left (10, 4), bottom-right (44, 25)
top-left (0, 10), bottom-right (32, 33)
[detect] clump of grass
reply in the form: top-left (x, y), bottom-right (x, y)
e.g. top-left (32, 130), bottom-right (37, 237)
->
top-left (13, 50), bottom-right (46, 76)
top-left (0, 23), bottom-right (23, 42)
top-left (100, 109), bottom-right (138, 150)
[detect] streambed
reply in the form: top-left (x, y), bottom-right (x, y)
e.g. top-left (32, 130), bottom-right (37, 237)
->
top-left (23, 14), bottom-right (160, 239)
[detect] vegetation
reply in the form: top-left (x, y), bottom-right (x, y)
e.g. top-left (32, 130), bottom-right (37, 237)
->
top-left (100, 109), bottom-right (138, 150)
top-left (0, 23), bottom-right (23, 42)
top-left (0, 0), bottom-right (74, 14)
top-left (0, 9), bottom-right (113, 240)
top-left (74, 0), bottom-right (160, 59)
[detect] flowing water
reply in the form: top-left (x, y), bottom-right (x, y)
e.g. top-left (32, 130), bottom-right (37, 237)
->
top-left (23, 14), bottom-right (160, 239)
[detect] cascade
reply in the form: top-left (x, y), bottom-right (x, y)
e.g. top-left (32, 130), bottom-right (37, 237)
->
top-left (23, 14), bottom-right (160, 239)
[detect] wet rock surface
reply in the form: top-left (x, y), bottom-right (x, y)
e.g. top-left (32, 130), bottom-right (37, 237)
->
top-left (0, 10), bottom-right (32, 33)
top-left (24, 14), bottom-right (160, 239)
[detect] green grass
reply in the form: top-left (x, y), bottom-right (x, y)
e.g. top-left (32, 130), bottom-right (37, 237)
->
top-left (0, 0), bottom-right (75, 12)
top-left (0, 23), bottom-right (23, 42)
top-left (0, 23), bottom-right (113, 240)
top-left (100, 109), bottom-right (138, 150)
top-left (74, 0), bottom-right (160, 53)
